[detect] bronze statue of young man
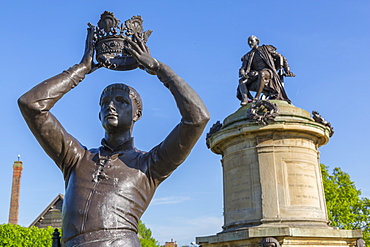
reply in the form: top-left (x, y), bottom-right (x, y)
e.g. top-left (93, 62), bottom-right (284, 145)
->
top-left (18, 24), bottom-right (209, 246)
top-left (237, 35), bottom-right (295, 105)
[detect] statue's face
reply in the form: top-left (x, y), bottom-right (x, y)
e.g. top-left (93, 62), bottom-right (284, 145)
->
top-left (99, 89), bottom-right (134, 131)
top-left (248, 36), bottom-right (259, 49)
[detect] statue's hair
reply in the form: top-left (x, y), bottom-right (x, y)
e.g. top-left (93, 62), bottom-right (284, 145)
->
top-left (248, 35), bottom-right (260, 45)
top-left (100, 83), bottom-right (142, 113)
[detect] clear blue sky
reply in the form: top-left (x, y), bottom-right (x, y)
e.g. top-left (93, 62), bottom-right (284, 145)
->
top-left (0, 0), bottom-right (369, 246)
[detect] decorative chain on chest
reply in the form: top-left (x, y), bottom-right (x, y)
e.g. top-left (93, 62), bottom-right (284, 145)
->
top-left (92, 158), bottom-right (110, 182)
top-left (92, 152), bottom-right (120, 183)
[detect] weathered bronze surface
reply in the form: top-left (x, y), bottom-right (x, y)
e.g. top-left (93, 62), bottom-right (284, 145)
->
top-left (94, 11), bottom-right (152, 71)
top-left (246, 100), bottom-right (279, 125)
top-left (261, 237), bottom-right (280, 247)
top-left (237, 35), bottom-right (295, 105)
top-left (312, 110), bottom-right (334, 137)
top-left (18, 12), bottom-right (209, 247)
top-left (206, 121), bottom-right (223, 149)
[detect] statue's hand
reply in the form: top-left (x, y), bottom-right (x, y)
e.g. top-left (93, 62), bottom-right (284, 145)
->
top-left (80, 23), bottom-right (101, 74)
top-left (284, 71), bottom-right (296, 77)
top-left (125, 33), bottom-right (160, 75)
top-left (239, 71), bottom-right (250, 80)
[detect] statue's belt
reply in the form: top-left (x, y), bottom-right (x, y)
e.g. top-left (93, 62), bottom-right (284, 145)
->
top-left (64, 229), bottom-right (138, 247)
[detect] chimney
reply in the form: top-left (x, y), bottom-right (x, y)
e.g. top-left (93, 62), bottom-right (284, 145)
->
top-left (164, 239), bottom-right (178, 247)
top-left (8, 157), bottom-right (23, 225)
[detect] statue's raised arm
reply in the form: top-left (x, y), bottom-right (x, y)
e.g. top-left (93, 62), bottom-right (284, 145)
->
top-left (125, 29), bottom-right (210, 177)
top-left (18, 24), bottom-right (100, 168)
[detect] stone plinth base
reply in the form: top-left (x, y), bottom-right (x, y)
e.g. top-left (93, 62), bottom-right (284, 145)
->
top-left (208, 101), bottom-right (333, 230)
top-left (196, 226), bottom-right (362, 246)
top-left (199, 100), bottom-right (363, 246)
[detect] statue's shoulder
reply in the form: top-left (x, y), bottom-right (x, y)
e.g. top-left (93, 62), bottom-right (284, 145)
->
top-left (89, 148), bottom-right (99, 153)
top-left (262, 44), bottom-right (277, 52)
top-left (134, 147), bottom-right (147, 155)
top-left (241, 51), bottom-right (253, 61)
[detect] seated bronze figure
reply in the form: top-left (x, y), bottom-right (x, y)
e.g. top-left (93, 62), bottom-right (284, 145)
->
top-left (237, 35), bottom-right (295, 105)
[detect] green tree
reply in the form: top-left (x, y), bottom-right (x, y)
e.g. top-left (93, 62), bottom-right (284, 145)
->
top-left (0, 221), bottom-right (159, 247)
top-left (138, 220), bottom-right (160, 247)
top-left (321, 164), bottom-right (370, 245)
top-left (0, 224), bottom-right (55, 247)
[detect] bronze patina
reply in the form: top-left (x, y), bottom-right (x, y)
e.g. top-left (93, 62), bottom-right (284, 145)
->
top-left (94, 11), bottom-right (153, 71)
top-left (261, 237), bottom-right (280, 247)
top-left (237, 35), bottom-right (295, 105)
top-left (18, 12), bottom-right (209, 247)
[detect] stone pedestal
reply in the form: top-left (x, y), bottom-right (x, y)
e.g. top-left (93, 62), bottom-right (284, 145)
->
top-left (197, 101), bottom-right (362, 247)
top-left (196, 226), bottom-right (362, 246)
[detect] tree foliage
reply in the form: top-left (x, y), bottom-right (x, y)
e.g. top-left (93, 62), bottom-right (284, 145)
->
top-left (138, 220), bottom-right (160, 247)
top-left (321, 164), bottom-right (370, 245)
top-left (0, 221), bottom-right (159, 247)
top-left (0, 224), bottom-right (55, 247)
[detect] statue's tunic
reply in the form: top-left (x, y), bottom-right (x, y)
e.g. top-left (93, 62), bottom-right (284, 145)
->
top-left (61, 138), bottom-right (172, 246)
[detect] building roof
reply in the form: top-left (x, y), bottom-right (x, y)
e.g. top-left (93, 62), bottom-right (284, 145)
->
top-left (29, 194), bottom-right (64, 228)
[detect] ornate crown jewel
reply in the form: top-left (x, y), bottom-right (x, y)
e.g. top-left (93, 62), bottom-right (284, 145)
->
top-left (93, 11), bottom-right (152, 71)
